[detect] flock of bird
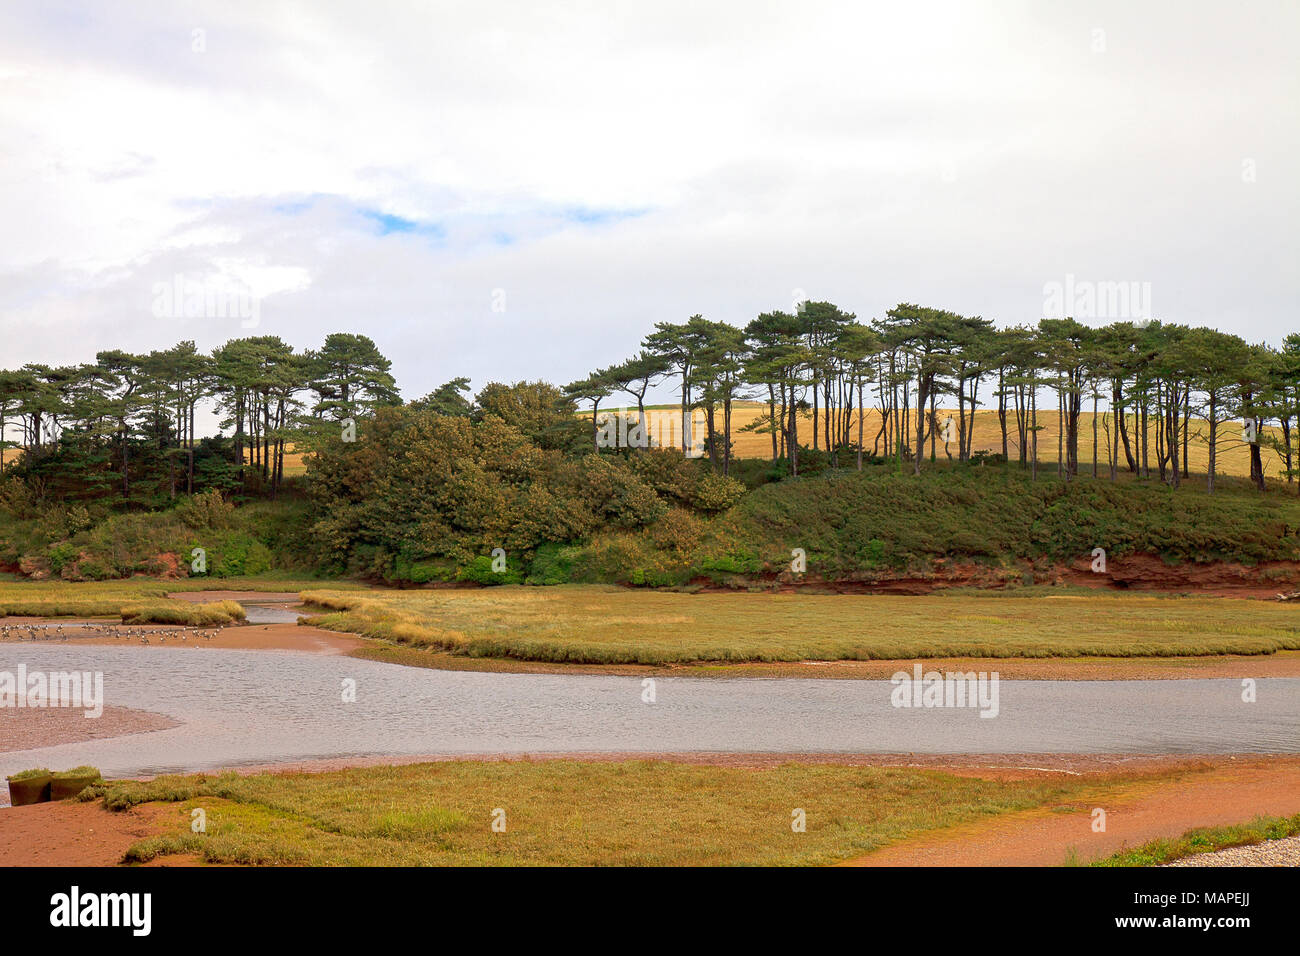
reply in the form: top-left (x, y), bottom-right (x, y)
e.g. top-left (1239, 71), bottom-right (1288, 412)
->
top-left (0, 622), bottom-right (227, 645)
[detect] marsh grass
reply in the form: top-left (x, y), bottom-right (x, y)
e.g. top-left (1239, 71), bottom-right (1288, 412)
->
top-left (100, 761), bottom-right (1139, 866)
top-left (0, 576), bottom-right (364, 623)
top-left (120, 600), bottom-right (246, 626)
top-left (301, 585), bottom-right (1300, 664)
top-left (1093, 813), bottom-right (1300, 866)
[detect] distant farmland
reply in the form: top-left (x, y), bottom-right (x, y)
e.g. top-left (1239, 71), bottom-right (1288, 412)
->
top-left (627, 402), bottom-right (1285, 478)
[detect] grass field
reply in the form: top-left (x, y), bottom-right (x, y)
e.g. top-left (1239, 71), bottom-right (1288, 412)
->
top-left (85, 760), bottom-right (1139, 866)
top-left (640, 403), bottom-right (1286, 478)
top-left (301, 585), bottom-right (1300, 663)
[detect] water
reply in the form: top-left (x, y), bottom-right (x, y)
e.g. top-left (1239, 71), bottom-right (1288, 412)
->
top-left (1, 644), bottom-right (1297, 780)
top-left (240, 604), bottom-right (303, 625)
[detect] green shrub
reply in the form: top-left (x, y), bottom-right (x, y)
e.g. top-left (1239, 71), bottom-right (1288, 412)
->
top-left (526, 543), bottom-right (578, 586)
top-left (212, 533), bottom-right (274, 577)
top-left (455, 555), bottom-right (524, 585)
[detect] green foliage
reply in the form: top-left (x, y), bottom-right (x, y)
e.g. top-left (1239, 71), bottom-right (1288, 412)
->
top-left (210, 532), bottom-right (274, 577)
top-left (175, 489), bottom-right (234, 530)
top-left (525, 543), bottom-right (579, 586)
top-left (304, 407), bottom-right (744, 582)
top-left (697, 548), bottom-right (762, 578)
top-left (392, 555), bottom-right (454, 584)
top-left (455, 555), bottom-right (524, 585)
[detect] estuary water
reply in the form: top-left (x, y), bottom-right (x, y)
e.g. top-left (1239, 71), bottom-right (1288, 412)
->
top-left (1, 642), bottom-right (1296, 782)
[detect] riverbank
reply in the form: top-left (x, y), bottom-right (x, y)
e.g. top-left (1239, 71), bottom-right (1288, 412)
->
top-left (350, 642), bottom-right (1300, 680)
top-left (300, 584), bottom-right (1300, 666)
top-left (4, 754), bottom-right (1297, 867)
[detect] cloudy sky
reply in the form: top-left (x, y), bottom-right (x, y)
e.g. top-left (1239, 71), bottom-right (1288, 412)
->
top-left (1, 0), bottom-right (1296, 411)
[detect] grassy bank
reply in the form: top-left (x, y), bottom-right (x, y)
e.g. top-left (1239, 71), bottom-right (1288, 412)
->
top-left (300, 585), bottom-right (1300, 664)
top-left (1093, 813), bottom-right (1300, 866)
top-left (87, 760), bottom-right (1128, 866)
top-left (0, 576), bottom-right (366, 622)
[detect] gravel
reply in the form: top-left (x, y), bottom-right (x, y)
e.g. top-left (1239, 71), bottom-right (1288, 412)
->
top-left (1165, 834), bottom-right (1300, 866)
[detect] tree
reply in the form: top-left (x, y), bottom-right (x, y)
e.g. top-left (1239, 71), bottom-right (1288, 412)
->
top-left (308, 333), bottom-right (400, 421)
top-left (411, 377), bottom-right (474, 417)
top-left (644, 316), bottom-right (716, 453)
top-left (597, 353), bottom-right (671, 453)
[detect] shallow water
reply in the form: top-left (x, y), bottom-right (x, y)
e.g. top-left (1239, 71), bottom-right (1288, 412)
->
top-left (240, 604), bottom-right (303, 624)
top-left (1, 644), bottom-right (1297, 780)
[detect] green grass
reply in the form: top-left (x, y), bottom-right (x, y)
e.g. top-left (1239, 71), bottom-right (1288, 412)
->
top-left (89, 760), bottom-right (1131, 866)
top-left (1093, 813), bottom-right (1300, 866)
top-left (7, 768), bottom-right (50, 781)
top-left (300, 584), bottom-right (1300, 664)
top-left (52, 766), bottom-right (101, 779)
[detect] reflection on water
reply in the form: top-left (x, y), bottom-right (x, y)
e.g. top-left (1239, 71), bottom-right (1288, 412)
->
top-left (240, 604), bottom-right (303, 624)
top-left (1, 644), bottom-right (1297, 781)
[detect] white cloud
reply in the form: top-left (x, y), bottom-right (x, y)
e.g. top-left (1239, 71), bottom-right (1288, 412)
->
top-left (0, 0), bottom-right (1295, 419)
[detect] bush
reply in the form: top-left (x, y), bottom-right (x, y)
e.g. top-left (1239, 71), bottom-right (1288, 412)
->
top-left (526, 543), bottom-right (579, 586)
top-left (455, 555), bottom-right (524, 585)
top-left (211, 533), bottom-right (274, 577)
top-left (175, 489), bottom-right (234, 530)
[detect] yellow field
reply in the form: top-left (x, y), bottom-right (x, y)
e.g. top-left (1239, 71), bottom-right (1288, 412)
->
top-left (649, 403), bottom-right (1283, 477)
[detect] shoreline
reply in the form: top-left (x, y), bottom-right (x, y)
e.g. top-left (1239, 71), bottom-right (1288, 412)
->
top-left (3, 753), bottom-right (1297, 867)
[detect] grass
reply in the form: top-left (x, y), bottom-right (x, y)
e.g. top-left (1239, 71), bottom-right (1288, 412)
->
top-left (7, 768), bottom-right (49, 781)
top-left (88, 760), bottom-right (1135, 866)
top-left (52, 766), bottom-right (101, 779)
top-left (120, 600), bottom-right (246, 626)
top-left (1093, 813), bottom-right (1300, 866)
top-left (0, 576), bottom-right (367, 621)
top-left (300, 585), bottom-right (1300, 664)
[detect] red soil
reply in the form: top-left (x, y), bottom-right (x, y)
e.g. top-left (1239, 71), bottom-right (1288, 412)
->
top-left (843, 756), bottom-right (1300, 866)
top-left (696, 553), bottom-right (1300, 597)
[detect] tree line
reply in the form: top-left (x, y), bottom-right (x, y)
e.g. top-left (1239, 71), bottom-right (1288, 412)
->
top-left (3, 306), bottom-right (1297, 507)
top-left (565, 305), bottom-right (1300, 493)
top-left (0, 334), bottom-right (397, 502)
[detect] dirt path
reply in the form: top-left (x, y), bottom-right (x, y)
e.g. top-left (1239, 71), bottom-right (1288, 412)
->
top-left (842, 757), bottom-right (1300, 866)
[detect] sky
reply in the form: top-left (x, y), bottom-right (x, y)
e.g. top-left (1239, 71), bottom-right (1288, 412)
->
top-left (1, 0), bottom-right (1296, 424)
